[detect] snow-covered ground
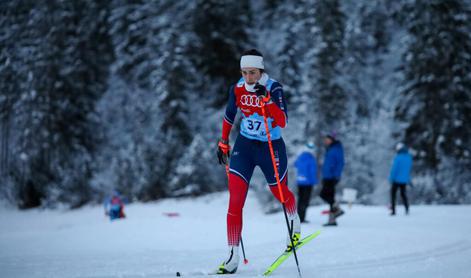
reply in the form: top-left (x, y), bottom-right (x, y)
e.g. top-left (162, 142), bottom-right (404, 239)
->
top-left (1, 192), bottom-right (470, 278)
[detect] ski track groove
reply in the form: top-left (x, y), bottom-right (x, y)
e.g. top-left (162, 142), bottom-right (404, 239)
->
top-left (314, 240), bottom-right (471, 272)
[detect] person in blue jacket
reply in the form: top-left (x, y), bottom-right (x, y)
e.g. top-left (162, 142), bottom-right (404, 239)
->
top-left (389, 143), bottom-right (413, 215)
top-left (294, 141), bottom-right (318, 223)
top-left (320, 131), bottom-right (345, 226)
top-left (104, 190), bottom-right (126, 221)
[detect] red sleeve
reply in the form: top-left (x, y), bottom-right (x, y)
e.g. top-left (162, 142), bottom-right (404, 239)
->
top-left (221, 119), bottom-right (233, 141)
top-left (266, 102), bottom-right (287, 128)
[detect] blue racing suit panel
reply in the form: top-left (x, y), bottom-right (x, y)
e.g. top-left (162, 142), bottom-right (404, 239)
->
top-left (268, 81), bottom-right (288, 121)
top-left (229, 135), bottom-right (287, 186)
top-left (224, 85), bottom-right (237, 125)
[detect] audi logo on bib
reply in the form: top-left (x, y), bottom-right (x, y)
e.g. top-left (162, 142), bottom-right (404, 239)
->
top-left (240, 95), bottom-right (262, 107)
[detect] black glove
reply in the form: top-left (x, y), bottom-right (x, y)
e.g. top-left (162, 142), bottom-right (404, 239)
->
top-left (217, 139), bottom-right (230, 165)
top-left (254, 83), bottom-right (267, 98)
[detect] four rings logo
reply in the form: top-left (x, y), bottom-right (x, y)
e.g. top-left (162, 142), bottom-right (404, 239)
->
top-left (240, 95), bottom-right (262, 107)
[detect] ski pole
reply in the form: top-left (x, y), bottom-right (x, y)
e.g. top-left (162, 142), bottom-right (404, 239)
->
top-left (260, 101), bottom-right (302, 278)
top-left (225, 163), bottom-right (249, 265)
top-left (240, 235), bottom-right (248, 264)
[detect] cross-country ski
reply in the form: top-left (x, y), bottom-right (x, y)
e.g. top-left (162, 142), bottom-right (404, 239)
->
top-left (264, 230), bottom-right (321, 276)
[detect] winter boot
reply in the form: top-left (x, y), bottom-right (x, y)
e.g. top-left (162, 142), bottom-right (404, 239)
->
top-left (331, 204), bottom-right (345, 219)
top-left (285, 213), bottom-right (301, 252)
top-left (217, 246), bottom-right (239, 274)
top-left (323, 212), bottom-right (337, 226)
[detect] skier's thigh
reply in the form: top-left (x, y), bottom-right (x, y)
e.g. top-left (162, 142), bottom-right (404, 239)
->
top-left (258, 139), bottom-right (288, 185)
top-left (229, 137), bottom-right (256, 184)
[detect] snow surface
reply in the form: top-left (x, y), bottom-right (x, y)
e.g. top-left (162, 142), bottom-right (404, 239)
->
top-left (1, 192), bottom-right (470, 278)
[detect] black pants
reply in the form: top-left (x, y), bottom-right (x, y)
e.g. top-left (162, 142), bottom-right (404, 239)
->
top-left (297, 186), bottom-right (313, 222)
top-left (391, 182), bottom-right (409, 214)
top-left (320, 179), bottom-right (339, 210)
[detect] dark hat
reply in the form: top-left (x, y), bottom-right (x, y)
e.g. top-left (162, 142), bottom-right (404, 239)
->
top-left (323, 131), bottom-right (337, 140)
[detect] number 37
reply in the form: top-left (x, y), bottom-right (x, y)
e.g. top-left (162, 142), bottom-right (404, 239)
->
top-left (247, 119), bottom-right (261, 131)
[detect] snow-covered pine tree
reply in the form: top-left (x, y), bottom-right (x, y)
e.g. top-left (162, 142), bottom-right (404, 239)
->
top-left (1, 0), bottom-right (112, 208)
top-left (311, 0), bottom-right (347, 165)
top-left (106, 1), bottom-right (206, 200)
top-left (2, 0), bottom-right (470, 207)
top-left (93, 77), bottom-right (165, 201)
top-left (45, 1), bottom-right (113, 208)
top-left (155, 13), bottom-right (200, 197)
top-left (163, 0), bottom-right (256, 196)
top-left (396, 0), bottom-right (471, 202)
top-left (313, 0), bottom-right (347, 130)
top-left (337, 0), bottom-right (406, 203)
top-left (192, 0), bottom-right (251, 108)
top-left (251, 0), bottom-right (320, 212)
top-left (0, 1), bottom-right (30, 201)
top-left (264, 0), bottom-right (317, 107)
top-left (0, 1), bottom-right (45, 207)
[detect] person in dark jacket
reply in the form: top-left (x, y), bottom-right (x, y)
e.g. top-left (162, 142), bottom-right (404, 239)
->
top-left (389, 143), bottom-right (413, 215)
top-left (294, 141), bottom-right (318, 223)
top-left (320, 132), bottom-right (345, 226)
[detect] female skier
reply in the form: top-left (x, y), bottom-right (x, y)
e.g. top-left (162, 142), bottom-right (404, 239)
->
top-left (216, 49), bottom-right (300, 274)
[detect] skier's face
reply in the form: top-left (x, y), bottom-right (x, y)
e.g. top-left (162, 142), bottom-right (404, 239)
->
top-left (241, 67), bottom-right (262, 85)
top-left (324, 137), bottom-right (333, 146)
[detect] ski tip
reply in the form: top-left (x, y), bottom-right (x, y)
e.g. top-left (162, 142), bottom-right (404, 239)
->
top-left (176, 271), bottom-right (181, 276)
top-left (244, 259), bottom-right (249, 264)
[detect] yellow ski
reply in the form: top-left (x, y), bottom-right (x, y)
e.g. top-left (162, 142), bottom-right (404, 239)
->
top-left (263, 230), bottom-right (321, 276)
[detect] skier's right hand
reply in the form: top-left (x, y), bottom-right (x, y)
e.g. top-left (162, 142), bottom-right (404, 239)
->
top-left (254, 83), bottom-right (267, 98)
top-left (217, 139), bottom-right (230, 165)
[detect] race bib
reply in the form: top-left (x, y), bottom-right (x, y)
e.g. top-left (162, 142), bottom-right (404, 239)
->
top-left (240, 113), bottom-right (281, 141)
top-left (242, 118), bottom-right (265, 137)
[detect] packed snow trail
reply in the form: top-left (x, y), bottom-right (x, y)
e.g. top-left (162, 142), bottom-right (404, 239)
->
top-left (1, 192), bottom-right (470, 278)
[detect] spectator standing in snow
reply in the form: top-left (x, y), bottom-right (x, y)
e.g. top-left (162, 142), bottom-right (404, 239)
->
top-left (389, 143), bottom-right (413, 215)
top-left (320, 131), bottom-right (345, 226)
top-left (294, 141), bottom-right (318, 223)
top-left (104, 190), bottom-right (126, 220)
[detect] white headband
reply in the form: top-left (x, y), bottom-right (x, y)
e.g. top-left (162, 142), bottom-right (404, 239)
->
top-left (240, 55), bottom-right (264, 69)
